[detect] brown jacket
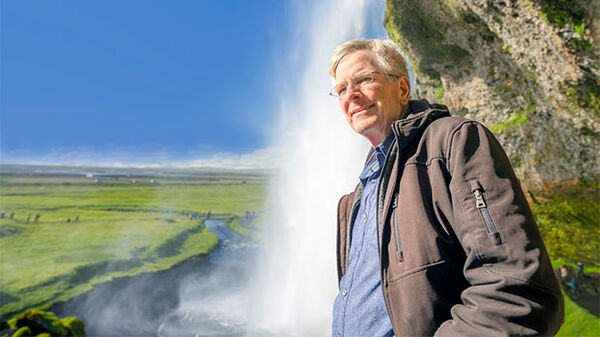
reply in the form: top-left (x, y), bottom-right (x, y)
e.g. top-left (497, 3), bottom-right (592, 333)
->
top-left (337, 100), bottom-right (564, 336)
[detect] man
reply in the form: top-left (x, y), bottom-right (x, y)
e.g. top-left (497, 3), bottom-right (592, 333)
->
top-left (330, 39), bottom-right (564, 337)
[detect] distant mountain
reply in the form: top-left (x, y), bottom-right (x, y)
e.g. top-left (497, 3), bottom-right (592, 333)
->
top-left (385, 0), bottom-right (599, 187)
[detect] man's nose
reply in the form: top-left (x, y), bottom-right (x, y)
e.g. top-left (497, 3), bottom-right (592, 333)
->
top-left (346, 84), bottom-right (362, 101)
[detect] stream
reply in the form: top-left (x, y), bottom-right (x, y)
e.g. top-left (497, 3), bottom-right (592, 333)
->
top-left (52, 219), bottom-right (268, 337)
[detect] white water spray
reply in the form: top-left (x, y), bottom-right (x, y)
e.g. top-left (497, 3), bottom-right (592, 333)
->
top-left (250, 0), bottom-right (386, 335)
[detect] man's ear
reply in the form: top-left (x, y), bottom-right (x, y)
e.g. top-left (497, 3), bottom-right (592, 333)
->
top-left (397, 76), bottom-right (411, 106)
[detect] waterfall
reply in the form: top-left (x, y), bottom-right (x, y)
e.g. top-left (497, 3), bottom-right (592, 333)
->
top-left (249, 0), bottom-right (386, 335)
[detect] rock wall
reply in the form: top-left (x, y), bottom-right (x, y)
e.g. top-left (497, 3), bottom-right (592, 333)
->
top-left (385, 0), bottom-right (599, 187)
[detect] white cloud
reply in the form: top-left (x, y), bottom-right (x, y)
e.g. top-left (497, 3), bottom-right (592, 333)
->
top-left (0, 146), bottom-right (283, 169)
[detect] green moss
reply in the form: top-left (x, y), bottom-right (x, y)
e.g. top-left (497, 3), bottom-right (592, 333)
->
top-left (59, 317), bottom-right (85, 337)
top-left (3, 310), bottom-right (86, 337)
top-left (489, 91), bottom-right (535, 133)
top-left (489, 111), bottom-right (528, 133)
top-left (434, 85), bottom-right (445, 102)
top-left (530, 179), bottom-right (600, 266)
top-left (531, 0), bottom-right (592, 51)
top-left (531, 0), bottom-right (586, 25)
top-left (13, 310), bottom-right (65, 336)
top-left (564, 77), bottom-right (600, 118)
top-left (384, 0), bottom-right (472, 85)
top-left (12, 327), bottom-right (32, 337)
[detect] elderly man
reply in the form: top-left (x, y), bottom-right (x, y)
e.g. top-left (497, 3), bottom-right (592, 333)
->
top-left (330, 39), bottom-right (563, 337)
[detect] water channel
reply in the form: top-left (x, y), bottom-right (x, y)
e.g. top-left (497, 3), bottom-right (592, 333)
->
top-left (53, 219), bottom-right (265, 337)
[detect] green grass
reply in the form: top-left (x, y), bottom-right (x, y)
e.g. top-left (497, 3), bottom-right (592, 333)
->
top-left (0, 169), bottom-right (267, 318)
top-left (528, 180), bottom-right (600, 336)
top-left (550, 259), bottom-right (599, 336)
top-left (225, 211), bottom-right (266, 240)
top-left (557, 291), bottom-right (600, 337)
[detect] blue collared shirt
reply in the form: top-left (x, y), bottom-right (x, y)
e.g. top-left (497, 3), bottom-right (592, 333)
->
top-left (332, 134), bottom-right (395, 337)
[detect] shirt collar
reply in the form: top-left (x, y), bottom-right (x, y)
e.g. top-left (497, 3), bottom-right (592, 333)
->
top-left (359, 133), bottom-right (394, 186)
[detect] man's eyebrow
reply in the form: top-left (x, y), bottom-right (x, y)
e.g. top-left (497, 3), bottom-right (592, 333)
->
top-left (334, 70), bottom-right (374, 87)
top-left (353, 70), bottom-right (374, 77)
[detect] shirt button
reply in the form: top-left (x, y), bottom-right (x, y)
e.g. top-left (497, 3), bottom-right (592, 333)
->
top-left (336, 335), bottom-right (341, 337)
top-left (361, 213), bottom-right (367, 219)
top-left (355, 251), bottom-right (359, 257)
top-left (342, 289), bottom-right (347, 296)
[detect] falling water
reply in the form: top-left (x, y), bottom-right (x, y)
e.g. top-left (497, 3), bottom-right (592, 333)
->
top-left (150, 1), bottom-right (388, 336)
top-left (48, 2), bottom-right (389, 336)
top-left (249, 0), bottom-right (386, 335)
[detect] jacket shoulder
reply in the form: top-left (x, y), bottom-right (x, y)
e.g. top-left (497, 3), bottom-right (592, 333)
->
top-left (427, 116), bottom-right (477, 136)
top-left (411, 116), bottom-right (478, 163)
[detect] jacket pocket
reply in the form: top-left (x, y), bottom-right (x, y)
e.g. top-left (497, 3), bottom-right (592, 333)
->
top-left (392, 194), bottom-right (404, 262)
top-left (468, 179), bottom-right (503, 246)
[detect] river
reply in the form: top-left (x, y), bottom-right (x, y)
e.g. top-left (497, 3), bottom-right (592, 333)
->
top-left (52, 219), bottom-right (266, 337)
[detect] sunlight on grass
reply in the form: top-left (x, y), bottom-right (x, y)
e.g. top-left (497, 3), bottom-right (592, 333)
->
top-left (0, 169), bottom-right (267, 318)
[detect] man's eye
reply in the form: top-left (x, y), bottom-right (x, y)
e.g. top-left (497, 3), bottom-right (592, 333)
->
top-left (356, 76), bottom-right (371, 85)
top-left (336, 87), bottom-right (347, 96)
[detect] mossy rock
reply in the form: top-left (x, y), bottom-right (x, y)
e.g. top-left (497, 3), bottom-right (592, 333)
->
top-left (5, 310), bottom-right (85, 337)
top-left (59, 318), bottom-right (85, 337)
top-left (12, 327), bottom-right (32, 337)
top-left (6, 318), bottom-right (16, 329)
top-left (13, 310), bottom-right (65, 336)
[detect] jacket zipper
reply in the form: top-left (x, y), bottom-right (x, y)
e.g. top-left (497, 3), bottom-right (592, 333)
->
top-left (472, 188), bottom-right (503, 246)
top-left (391, 194), bottom-right (404, 262)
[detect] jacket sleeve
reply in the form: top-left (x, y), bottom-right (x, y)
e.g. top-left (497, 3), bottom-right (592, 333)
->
top-left (434, 121), bottom-right (564, 337)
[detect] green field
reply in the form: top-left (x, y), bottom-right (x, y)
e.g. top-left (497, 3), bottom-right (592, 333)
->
top-left (0, 165), bottom-right (598, 336)
top-left (0, 165), bottom-right (267, 319)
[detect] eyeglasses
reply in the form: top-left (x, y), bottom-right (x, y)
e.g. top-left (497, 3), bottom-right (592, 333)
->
top-left (329, 71), bottom-right (400, 99)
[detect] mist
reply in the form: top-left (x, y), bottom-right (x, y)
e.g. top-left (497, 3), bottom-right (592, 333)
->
top-left (51, 0), bottom-right (386, 335)
top-left (248, 0), bottom-right (385, 335)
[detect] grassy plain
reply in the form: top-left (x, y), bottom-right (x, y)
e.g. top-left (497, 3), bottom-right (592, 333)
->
top-left (1, 165), bottom-right (598, 335)
top-left (528, 180), bottom-right (600, 336)
top-left (0, 165), bottom-right (267, 318)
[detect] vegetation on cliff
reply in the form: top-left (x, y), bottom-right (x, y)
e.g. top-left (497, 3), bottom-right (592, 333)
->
top-left (384, 1), bottom-right (599, 335)
top-left (529, 179), bottom-right (599, 264)
top-left (385, 0), bottom-right (599, 186)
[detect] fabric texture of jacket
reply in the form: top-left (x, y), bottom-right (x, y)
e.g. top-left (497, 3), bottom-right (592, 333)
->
top-left (336, 99), bottom-right (564, 336)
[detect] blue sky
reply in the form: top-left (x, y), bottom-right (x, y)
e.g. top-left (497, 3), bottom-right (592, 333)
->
top-left (1, 1), bottom-right (290, 163)
top-left (1, 1), bottom-right (390, 168)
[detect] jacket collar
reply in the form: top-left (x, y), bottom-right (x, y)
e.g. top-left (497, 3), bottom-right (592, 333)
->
top-left (361, 99), bottom-right (450, 165)
top-left (392, 99), bottom-right (451, 149)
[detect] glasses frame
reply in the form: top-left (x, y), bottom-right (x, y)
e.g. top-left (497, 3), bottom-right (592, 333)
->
top-left (329, 71), bottom-right (401, 99)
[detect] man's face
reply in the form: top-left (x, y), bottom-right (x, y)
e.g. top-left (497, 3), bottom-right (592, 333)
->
top-left (334, 50), bottom-right (410, 146)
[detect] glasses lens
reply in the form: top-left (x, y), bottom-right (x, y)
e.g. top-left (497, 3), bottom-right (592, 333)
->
top-left (330, 84), bottom-right (345, 98)
top-left (330, 72), bottom-right (375, 98)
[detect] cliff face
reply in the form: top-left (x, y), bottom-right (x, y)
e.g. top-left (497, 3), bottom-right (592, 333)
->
top-left (385, 0), bottom-right (599, 187)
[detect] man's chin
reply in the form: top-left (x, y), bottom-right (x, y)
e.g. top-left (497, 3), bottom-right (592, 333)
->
top-left (351, 120), bottom-right (375, 136)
